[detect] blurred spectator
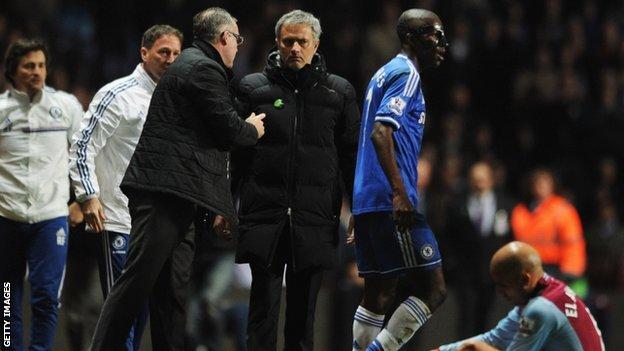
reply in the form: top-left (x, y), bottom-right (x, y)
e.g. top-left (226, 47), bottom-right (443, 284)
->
top-left (511, 169), bottom-right (586, 282)
top-left (446, 162), bottom-right (513, 338)
top-left (62, 213), bottom-right (101, 351)
top-left (2, 0), bottom-right (624, 348)
top-left (187, 218), bottom-right (249, 351)
top-left (332, 204), bottom-right (364, 351)
top-left (585, 201), bottom-right (624, 342)
top-left (360, 0), bottom-right (400, 84)
top-left (416, 157), bottom-right (434, 215)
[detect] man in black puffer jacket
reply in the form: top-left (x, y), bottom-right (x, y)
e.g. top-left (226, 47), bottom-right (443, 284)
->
top-left (90, 8), bottom-right (265, 351)
top-left (234, 9), bottom-right (360, 351)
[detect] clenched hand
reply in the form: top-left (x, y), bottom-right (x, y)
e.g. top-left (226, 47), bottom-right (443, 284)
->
top-left (81, 197), bottom-right (106, 232)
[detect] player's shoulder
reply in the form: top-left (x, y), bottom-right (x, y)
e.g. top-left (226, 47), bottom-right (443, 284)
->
top-left (98, 74), bottom-right (140, 95)
top-left (239, 72), bottom-right (269, 93)
top-left (521, 296), bottom-right (562, 330)
top-left (375, 56), bottom-right (419, 92)
top-left (92, 74), bottom-right (142, 107)
top-left (385, 55), bottom-right (418, 77)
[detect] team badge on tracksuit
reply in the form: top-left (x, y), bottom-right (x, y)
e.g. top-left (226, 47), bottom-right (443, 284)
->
top-left (56, 227), bottom-right (66, 246)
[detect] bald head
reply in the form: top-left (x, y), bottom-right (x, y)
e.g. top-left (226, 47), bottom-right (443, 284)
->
top-left (397, 9), bottom-right (441, 42)
top-left (398, 9), bottom-right (440, 29)
top-left (396, 8), bottom-right (448, 69)
top-left (490, 241), bottom-right (544, 304)
top-left (491, 241), bottom-right (543, 278)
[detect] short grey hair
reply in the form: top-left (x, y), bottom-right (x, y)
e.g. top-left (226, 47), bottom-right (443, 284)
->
top-left (274, 10), bottom-right (322, 40)
top-left (193, 7), bottom-right (237, 43)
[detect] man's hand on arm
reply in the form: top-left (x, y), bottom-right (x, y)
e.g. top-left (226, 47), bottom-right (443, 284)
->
top-left (371, 122), bottom-right (416, 233)
top-left (245, 112), bottom-right (266, 139)
top-left (80, 197), bottom-right (106, 232)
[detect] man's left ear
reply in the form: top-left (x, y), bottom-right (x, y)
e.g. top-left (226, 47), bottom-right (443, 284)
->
top-left (521, 272), bottom-right (531, 289)
top-left (140, 47), bottom-right (148, 62)
top-left (314, 40), bottom-right (320, 50)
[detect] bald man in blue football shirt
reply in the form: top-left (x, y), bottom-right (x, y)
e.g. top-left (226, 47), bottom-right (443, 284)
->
top-left (350, 8), bottom-right (450, 351)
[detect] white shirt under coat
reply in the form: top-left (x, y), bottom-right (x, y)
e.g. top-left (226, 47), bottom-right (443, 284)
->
top-left (467, 190), bottom-right (509, 237)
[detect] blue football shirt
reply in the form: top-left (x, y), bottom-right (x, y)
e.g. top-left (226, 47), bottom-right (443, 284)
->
top-left (353, 54), bottom-right (427, 215)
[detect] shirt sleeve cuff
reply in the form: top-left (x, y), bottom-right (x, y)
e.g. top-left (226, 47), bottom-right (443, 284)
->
top-left (374, 116), bottom-right (401, 131)
top-left (77, 193), bottom-right (99, 203)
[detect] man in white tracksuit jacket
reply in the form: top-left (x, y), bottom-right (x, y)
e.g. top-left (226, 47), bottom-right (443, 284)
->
top-left (0, 39), bottom-right (84, 351)
top-left (68, 24), bottom-right (183, 351)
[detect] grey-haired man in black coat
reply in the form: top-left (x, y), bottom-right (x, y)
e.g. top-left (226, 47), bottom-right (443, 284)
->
top-left (90, 7), bottom-right (265, 351)
top-left (234, 9), bottom-right (360, 351)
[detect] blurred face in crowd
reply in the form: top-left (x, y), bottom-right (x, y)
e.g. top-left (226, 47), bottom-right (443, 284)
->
top-left (141, 34), bottom-right (182, 82)
top-left (218, 22), bottom-right (242, 69)
top-left (531, 171), bottom-right (554, 201)
top-left (469, 163), bottom-right (494, 194)
top-left (417, 158), bottom-right (432, 191)
top-left (13, 50), bottom-right (46, 97)
top-left (277, 23), bottom-right (319, 70)
top-left (412, 18), bottom-right (448, 68)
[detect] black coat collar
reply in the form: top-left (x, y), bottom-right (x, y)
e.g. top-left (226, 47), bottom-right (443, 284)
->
top-left (264, 50), bottom-right (327, 90)
top-left (192, 37), bottom-right (234, 80)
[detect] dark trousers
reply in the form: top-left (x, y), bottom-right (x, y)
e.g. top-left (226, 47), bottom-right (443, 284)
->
top-left (63, 226), bottom-right (99, 351)
top-left (246, 229), bottom-right (324, 351)
top-left (90, 190), bottom-right (197, 351)
top-left (97, 230), bottom-right (149, 351)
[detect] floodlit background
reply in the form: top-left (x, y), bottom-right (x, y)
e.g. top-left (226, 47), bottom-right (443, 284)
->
top-left (1, 0), bottom-right (623, 350)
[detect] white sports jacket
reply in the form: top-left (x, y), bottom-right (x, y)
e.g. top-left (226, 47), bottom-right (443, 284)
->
top-left (0, 86), bottom-right (83, 223)
top-left (69, 64), bottom-right (156, 234)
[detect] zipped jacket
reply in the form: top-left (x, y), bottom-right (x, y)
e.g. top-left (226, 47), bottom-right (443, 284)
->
top-left (69, 64), bottom-right (155, 234)
top-left (0, 86), bottom-right (82, 223)
top-left (234, 51), bottom-right (360, 270)
top-left (121, 39), bottom-right (258, 223)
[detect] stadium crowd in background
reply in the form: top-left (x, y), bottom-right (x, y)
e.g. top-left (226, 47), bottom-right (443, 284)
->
top-left (1, 0), bottom-right (623, 350)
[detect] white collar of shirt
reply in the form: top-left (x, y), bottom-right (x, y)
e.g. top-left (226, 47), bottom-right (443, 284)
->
top-left (468, 190), bottom-right (496, 236)
top-left (135, 63), bottom-right (157, 92)
top-left (9, 86), bottom-right (43, 104)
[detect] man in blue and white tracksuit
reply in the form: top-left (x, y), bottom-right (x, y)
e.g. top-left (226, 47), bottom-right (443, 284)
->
top-left (68, 25), bottom-right (182, 351)
top-left (0, 39), bottom-right (83, 351)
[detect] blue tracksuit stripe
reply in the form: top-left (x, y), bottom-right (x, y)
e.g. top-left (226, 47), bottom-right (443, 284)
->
top-left (75, 78), bottom-right (138, 195)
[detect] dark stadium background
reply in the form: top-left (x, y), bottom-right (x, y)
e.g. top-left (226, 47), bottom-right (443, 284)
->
top-left (1, 0), bottom-right (623, 350)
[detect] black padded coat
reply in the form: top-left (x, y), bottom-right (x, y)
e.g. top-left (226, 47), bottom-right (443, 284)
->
top-left (121, 39), bottom-right (258, 223)
top-left (234, 51), bottom-right (360, 271)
